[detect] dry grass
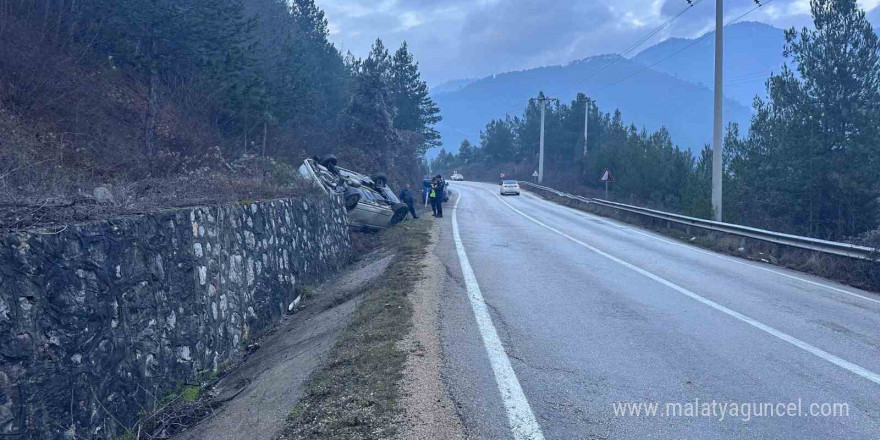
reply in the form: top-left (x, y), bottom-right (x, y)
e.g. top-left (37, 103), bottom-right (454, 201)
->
top-left (0, 146), bottom-right (320, 232)
top-left (279, 218), bottom-right (431, 439)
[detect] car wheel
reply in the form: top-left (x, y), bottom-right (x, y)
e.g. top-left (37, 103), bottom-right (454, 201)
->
top-left (389, 203), bottom-right (409, 225)
top-left (343, 189), bottom-right (361, 211)
top-left (372, 172), bottom-right (388, 187)
top-left (319, 154), bottom-right (338, 169)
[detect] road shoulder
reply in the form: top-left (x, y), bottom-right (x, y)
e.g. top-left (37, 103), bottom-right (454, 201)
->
top-left (277, 219), bottom-right (434, 439)
top-left (397, 222), bottom-right (466, 439)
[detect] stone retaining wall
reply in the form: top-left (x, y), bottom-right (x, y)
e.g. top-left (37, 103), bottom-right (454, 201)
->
top-left (0, 196), bottom-right (351, 438)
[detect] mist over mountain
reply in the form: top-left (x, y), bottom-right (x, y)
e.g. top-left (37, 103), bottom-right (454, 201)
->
top-left (431, 78), bottom-right (477, 94)
top-left (431, 22), bottom-right (789, 158)
top-left (633, 21), bottom-right (787, 107)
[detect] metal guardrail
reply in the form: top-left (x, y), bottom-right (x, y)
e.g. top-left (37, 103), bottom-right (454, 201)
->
top-left (519, 181), bottom-right (878, 261)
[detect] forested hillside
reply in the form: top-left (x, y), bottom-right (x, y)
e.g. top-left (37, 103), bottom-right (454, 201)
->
top-left (429, 21), bottom-right (790, 159)
top-left (431, 55), bottom-right (750, 158)
top-left (0, 0), bottom-right (439, 228)
top-left (436, 0), bottom-right (880, 243)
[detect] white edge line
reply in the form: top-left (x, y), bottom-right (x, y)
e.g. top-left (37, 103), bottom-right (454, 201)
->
top-left (520, 189), bottom-right (880, 306)
top-left (495, 193), bottom-right (880, 386)
top-left (452, 191), bottom-right (546, 440)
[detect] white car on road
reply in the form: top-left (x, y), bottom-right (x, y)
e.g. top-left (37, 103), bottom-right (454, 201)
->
top-left (500, 180), bottom-right (521, 195)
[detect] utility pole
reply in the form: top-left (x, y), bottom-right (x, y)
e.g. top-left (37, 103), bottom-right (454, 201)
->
top-left (711, 0), bottom-right (724, 221)
top-left (530, 94), bottom-right (557, 184)
top-left (583, 99), bottom-right (589, 157)
top-left (539, 101), bottom-right (545, 184)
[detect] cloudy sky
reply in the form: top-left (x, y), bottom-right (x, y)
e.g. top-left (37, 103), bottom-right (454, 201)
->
top-left (318, 0), bottom-right (880, 86)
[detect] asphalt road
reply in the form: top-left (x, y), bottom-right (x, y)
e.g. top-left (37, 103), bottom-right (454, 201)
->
top-left (433, 181), bottom-right (880, 440)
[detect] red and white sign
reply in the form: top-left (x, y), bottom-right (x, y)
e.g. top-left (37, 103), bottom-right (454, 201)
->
top-left (599, 168), bottom-right (614, 183)
top-left (500, 173), bottom-right (506, 178)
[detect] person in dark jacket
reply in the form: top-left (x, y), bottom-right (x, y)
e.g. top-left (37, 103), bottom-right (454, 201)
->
top-left (430, 175), bottom-right (445, 217)
top-left (437, 175), bottom-right (449, 202)
top-left (398, 184), bottom-right (418, 219)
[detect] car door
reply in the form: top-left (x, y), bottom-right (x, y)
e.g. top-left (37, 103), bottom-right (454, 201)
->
top-left (350, 189), bottom-right (393, 227)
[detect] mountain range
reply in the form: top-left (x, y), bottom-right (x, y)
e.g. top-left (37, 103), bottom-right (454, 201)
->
top-left (430, 21), bottom-right (789, 157)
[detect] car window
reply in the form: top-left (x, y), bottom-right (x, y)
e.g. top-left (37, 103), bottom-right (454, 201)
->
top-left (503, 180), bottom-right (517, 184)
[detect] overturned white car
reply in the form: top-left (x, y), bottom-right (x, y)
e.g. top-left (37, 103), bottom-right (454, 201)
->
top-left (299, 155), bottom-right (409, 229)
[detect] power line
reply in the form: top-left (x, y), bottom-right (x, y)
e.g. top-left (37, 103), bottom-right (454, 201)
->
top-left (563, 0), bottom-right (706, 92)
top-left (723, 71), bottom-right (774, 85)
top-left (495, 0), bottom-right (707, 118)
top-left (724, 69), bottom-right (774, 81)
top-left (592, 0), bottom-right (773, 93)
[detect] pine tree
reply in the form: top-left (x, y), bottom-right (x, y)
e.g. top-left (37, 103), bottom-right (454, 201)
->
top-left (96, 0), bottom-right (252, 156)
top-left (390, 42), bottom-right (442, 154)
top-left (458, 139), bottom-right (476, 164)
top-left (480, 117), bottom-right (517, 162)
top-left (731, 0), bottom-right (880, 238)
top-left (338, 39), bottom-right (401, 176)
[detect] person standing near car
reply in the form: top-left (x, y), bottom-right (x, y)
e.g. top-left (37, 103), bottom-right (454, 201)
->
top-left (428, 177), bottom-right (439, 216)
top-left (430, 176), bottom-right (444, 217)
top-left (436, 174), bottom-right (449, 203)
top-left (398, 184), bottom-right (418, 219)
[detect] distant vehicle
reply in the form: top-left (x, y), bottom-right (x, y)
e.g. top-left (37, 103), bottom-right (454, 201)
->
top-left (451, 172), bottom-right (464, 181)
top-left (500, 180), bottom-right (521, 196)
top-left (299, 155), bottom-right (409, 229)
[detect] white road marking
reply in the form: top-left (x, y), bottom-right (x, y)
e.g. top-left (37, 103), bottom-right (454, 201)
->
top-left (494, 193), bottom-right (880, 386)
top-left (452, 191), bottom-right (546, 440)
top-left (520, 189), bottom-right (880, 306)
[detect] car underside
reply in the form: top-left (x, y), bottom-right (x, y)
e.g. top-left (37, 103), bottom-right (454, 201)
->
top-left (299, 155), bottom-right (409, 230)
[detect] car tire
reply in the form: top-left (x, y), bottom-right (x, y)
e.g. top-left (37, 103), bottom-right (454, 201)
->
top-left (319, 154), bottom-right (338, 169)
top-left (343, 189), bottom-right (360, 211)
top-left (373, 172), bottom-right (388, 187)
top-left (389, 203), bottom-right (409, 225)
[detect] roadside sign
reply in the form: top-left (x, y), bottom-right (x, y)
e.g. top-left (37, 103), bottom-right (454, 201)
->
top-left (500, 173), bottom-right (506, 178)
top-left (532, 170), bottom-right (539, 177)
top-left (599, 168), bottom-right (614, 183)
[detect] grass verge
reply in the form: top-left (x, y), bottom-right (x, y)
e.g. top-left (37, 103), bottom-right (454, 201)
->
top-left (278, 218), bottom-right (431, 439)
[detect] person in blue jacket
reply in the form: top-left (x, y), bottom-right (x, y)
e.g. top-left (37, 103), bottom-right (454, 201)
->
top-left (398, 184), bottom-right (418, 219)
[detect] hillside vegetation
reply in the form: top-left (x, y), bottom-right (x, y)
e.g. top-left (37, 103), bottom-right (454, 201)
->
top-left (0, 0), bottom-right (439, 229)
top-left (432, 54), bottom-right (750, 157)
